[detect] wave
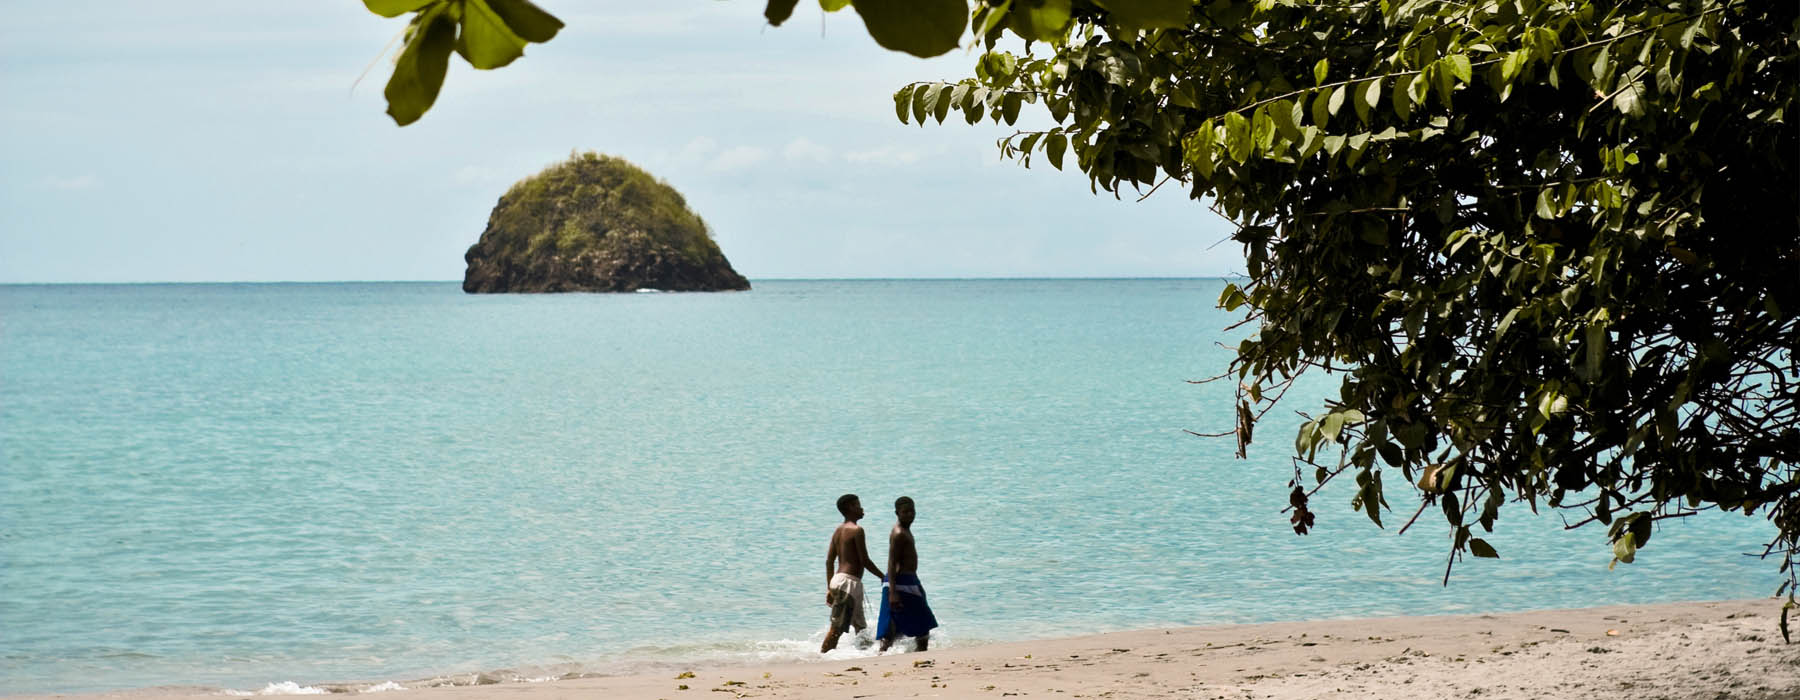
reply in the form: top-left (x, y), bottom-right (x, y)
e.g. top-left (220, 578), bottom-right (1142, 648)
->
top-left (209, 627), bottom-right (969, 697)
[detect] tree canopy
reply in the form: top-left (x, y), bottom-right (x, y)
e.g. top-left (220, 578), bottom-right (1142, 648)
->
top-left (362, 0), bottom-right (1799, 636)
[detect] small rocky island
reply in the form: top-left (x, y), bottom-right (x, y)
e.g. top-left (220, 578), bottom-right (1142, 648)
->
top-left (463, 152), bottom-right (750, 293)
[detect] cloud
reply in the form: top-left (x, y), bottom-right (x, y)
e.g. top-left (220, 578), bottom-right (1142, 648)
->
top-left (42, 175), bottom-right (101, 190)
top-left (707, 145), bottom-right (770, 173)
top-left (782, 138), bottom-right (833, 163)
top-left (843, 146), bottom-right (922, 166)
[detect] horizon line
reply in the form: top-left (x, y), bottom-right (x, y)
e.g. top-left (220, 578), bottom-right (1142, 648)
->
top-left (0, 275), bottom-right (1248, 286)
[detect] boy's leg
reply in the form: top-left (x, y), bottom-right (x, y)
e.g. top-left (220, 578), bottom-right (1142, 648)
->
top-left (916, 633), bottom-right (928, 652)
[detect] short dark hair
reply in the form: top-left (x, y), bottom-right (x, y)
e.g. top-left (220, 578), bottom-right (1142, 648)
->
top-left (894, 496), bottom-right (914, 510)
top-left (836, 493), bottom-right (859, 516)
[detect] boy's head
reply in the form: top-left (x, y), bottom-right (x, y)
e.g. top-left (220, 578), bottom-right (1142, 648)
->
top-left (836, 493), bottom-right (863, 520)
top-left (894, 496), bottom-right (915, 527)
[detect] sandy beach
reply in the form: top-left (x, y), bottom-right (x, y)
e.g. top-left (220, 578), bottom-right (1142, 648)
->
top-left (29, 598), bottom-right (1798, 700)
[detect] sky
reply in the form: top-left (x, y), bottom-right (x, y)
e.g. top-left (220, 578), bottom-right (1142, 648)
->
top-left (0, 1), bottom-right (1242, 283)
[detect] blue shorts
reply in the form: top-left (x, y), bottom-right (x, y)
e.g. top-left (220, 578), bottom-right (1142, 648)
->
top-left (876, 573), bottom-right (938, 640)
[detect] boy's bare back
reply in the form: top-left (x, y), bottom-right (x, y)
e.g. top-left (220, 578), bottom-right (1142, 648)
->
top-left (829, 522), bottom-right (870, 577)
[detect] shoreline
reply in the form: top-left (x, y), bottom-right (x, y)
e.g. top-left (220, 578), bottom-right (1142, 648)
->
top-left (19, 598), bottom-right (1797, 700)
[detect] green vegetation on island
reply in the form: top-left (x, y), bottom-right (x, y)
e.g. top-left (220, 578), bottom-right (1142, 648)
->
top-left (462, 152), bottom-right (750, 293)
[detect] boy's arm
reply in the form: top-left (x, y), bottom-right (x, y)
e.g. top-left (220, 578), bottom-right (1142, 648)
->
top-left (825, 535), bottom-right (838, 589)
top-left (858, 529), bottom-right (884, 580)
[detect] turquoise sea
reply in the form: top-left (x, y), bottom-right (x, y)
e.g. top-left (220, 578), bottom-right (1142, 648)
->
top-left (0, 280), bottom-right (1779, 695)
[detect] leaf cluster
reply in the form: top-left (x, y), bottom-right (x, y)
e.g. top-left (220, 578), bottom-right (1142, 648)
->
top-left (900, 0), bottom-right (1799, 619)
top-left (364, 0), bottom-right (563, 125)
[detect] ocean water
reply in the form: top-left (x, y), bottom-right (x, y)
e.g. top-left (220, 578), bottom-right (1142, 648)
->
top-left (0, 280), bottom-right (1780, 695)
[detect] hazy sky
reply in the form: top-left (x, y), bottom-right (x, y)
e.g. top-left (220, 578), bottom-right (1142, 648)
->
top-left (0, 2), bottom-right (1241, 282)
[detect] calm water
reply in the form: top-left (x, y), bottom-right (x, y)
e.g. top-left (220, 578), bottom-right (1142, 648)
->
top-left (0, 280), bottom-right (1779, 694)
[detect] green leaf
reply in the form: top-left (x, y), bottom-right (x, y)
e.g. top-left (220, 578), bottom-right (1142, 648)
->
top-left (1321, 133), bottom-right (1346, 156)
top-left (1002, 91), bottom-right (1023, 125)
top-left (1313, 58), bottom-right (1329, 86)
top-left (1092, 0), bottom-right (1191, 31)
top-left (911, 83), bottom-right (932, 124)
top-left (1224, 111), bottom-right (1252, 163)
top-left (458, 0), bottom-right (529, 70)
top-left (1271, 99), bottom-right (1301, 140)
top-left (973, 0), bottom-right (1012, 37)
top-left (1431, 62), bottom-right (1454, 106)
top-left (1009, 0), bottom-right (1074, 44)
top-left (484, 0), bottom-right (563, 43)
top-left (855, 0), bottom-right (966, 58)
top-left (1327, 84), bottom-right (1346, 116)
top-left (894, 85), bottom-right (914, 123)
top-left (1187, 120), bottom-right (1218, 177)
top-left (1311, 89), bottom-right (1332, 127)
top-left (820, 0), bottom-right (852, 10)
top-left (933, 84), bottom-right (954, 123)
top-left (1392, 75), bottom-right (1413, 121)
top-left (1500, 50), bottom-right (1528, 86)
top-left (1613, 80), bottom-right (1645, 117)
top-left (1219, 282), bottom-right (1245, 310)
top-left (1584, 322), bottom-right (1607, 378)
top-left (365, 0), bottom-right (435, 18)
top-left (1535, 187), bottom-right (1558, 219)
top-left (1589, 46), bottom-right (1612, 85)
top-left (1445, 54), bottom-right (1472, 83)
top-left (1629, 512), bottom-right (1652, 547)
top-left (1495, 307), bottom-right (1520, 338)
top-left (1469, 538), bottom-right (1500, 558)
top-left (1354, 79), bottom-right (1379, 124)
top-left (1297, 125), bottom-right (1323, 158)
top-left (1251, 106), bottom-right (1275, 153)
top-left (384, 6), bottom-right (457, 126)
top-left (764, 0), bottom-right (801, 25)
top-left (1047, 132), bottom-right (1068, 170)
top-left (1612, 532), bottom-right (1637, 566)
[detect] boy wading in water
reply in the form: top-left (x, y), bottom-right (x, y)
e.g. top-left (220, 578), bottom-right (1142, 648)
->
top-left (877, 496), bottom-right (937, 652)
top-left (822, 493), bottom-right (883, 653)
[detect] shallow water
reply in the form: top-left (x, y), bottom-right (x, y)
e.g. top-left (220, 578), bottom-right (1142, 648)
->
top-left (0, 280), bottom-right (1779, 694)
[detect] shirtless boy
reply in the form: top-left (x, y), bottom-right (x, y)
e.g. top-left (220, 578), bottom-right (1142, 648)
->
top-left (822, 493), bottom-right (883, 653)
top-left (877, 496), bottom-right (937, 652)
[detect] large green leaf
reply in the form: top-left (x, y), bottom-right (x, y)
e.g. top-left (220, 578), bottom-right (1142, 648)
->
top-left (765, 0), bottom-right (801, 25)
top-left (853, 0), bottom-right (966, 58)
top-left (820, 0), bottom-right (852, 9)
top-left (1093, 0), bottom-right (1191, 31)
top-left (484, 0), bottom-right (563, 43)
top-left (458, 0), bottom-right (529, 70)
top-left (384, 6), bottom-right (457, 126)
top-left (1008, 0), bottom-right (1072, 44)
top-left (365, 0), bottom-right (436, 19)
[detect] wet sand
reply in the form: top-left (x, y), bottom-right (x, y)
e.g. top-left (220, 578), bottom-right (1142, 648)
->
top-left (27, 599), bottom-right (1799, 699)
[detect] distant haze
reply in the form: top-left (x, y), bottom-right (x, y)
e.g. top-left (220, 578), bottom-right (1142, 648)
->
top-left (0, 2), bottom-right (1240, 283)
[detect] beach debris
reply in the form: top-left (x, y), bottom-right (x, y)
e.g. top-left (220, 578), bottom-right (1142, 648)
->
top-left (844, 666), bottom-right (863, 672)
top-left (762, 672), bottom-right (770, 679)
top-left (676, 671), bottom-right (695, 679)
top-left (1550, 628), bottom-right (1571, 633)
top-left (913, 659), bottom-right (934, 668)
top-left (882, 672), bottom-right (893, 677)
top-left (722, 680), bottom-right (745, 686)
top-left (677, 684), bottom-right (689, 690)
top-left (1111, 648), bottom-right (1131, 653)
top-left (1606, 629), bottom-right (1621, 636)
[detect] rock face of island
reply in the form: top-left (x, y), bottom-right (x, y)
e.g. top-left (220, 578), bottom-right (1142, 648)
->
top-left (463, 152), bottom-right (750, 293)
